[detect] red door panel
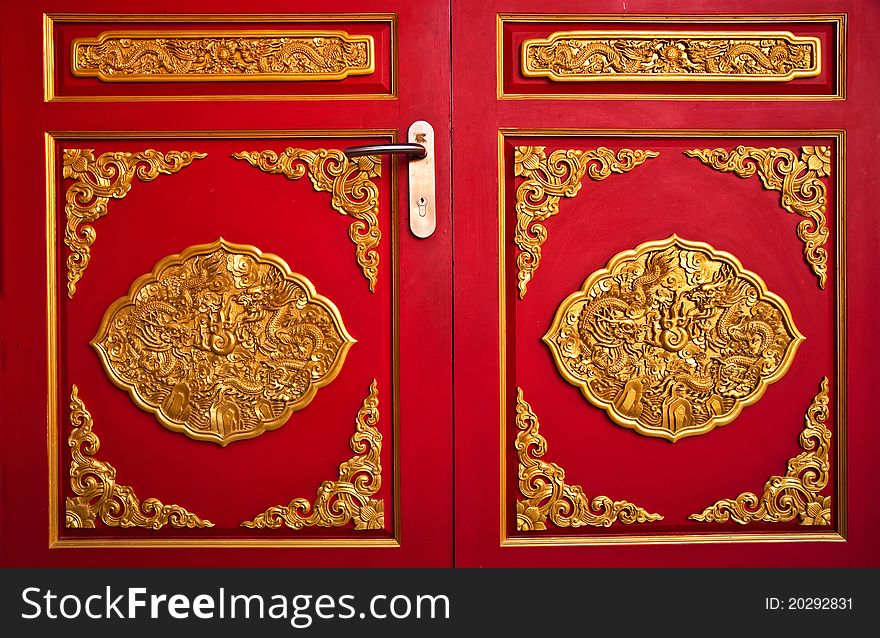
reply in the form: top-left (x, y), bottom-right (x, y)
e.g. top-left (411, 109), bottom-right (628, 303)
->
top-left (1, 0), bottom-right (451, 567)
top-left (453, 0), bottom-right (877, 567)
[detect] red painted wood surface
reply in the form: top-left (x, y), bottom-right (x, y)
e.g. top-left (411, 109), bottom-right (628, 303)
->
top-left (0, 0), bottom-right (452, 567)
top-left (453, 0), bottom-right (879, 567)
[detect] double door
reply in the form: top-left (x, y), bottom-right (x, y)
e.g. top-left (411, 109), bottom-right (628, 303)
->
top-left (0, 0), bottom-right (875, 567)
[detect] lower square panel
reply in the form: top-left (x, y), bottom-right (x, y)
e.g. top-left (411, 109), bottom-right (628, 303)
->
top-left (499, 129), bottom-right (845, 545)
top-left (47, 130), bottom-right (400, 547)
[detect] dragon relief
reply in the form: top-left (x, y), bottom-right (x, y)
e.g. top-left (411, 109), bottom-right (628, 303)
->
top-left (92, 239), bottom-right (355, 446)
top-left (72, 31), bottom-right (373, 81)
top-left (522, 31), bottom-right (819, 82)
top-left (543, 236), bottom-right (803, 442)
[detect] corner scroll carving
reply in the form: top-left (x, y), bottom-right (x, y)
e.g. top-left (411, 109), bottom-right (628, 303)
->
top-left (515, 387), bottom-right (663, 531)
top-left (233, 148), bottom-right (382, 292)
top-left (62, 148), bottom-right (206, 298)
top-left (685, 145), bottom-right (831, 288)
top-left (690, 377), bottom-right (832, 525)
top-left (513, 146), bottom-right (658, 298)
top-left (242, 380), bottom-right (384, 531)
top-left (65, 385), bottom-right (214, 530)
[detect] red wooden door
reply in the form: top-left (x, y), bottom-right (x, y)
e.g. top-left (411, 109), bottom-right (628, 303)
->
top-left (453, 0), bottom-right (879, 567)
top-left (2, 0), bottom-right (878, 570)
top-left (0, 0), bottom-right (452, 566)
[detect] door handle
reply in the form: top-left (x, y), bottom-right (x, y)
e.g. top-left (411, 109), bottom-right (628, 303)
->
top-left (345, 120), bottom-right (436, 238)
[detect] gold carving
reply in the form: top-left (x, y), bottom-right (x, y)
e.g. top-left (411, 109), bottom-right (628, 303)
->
top-left (62, 148), bottom-right (206, 298)
top-left (685, 145), bottom-right (831, 288)
top-left (544, 236), bottom-right (803, 442)
top-left (691, 377), bottom-right (832, 525)
top-left (233, 148), bottom-right (381, 292)
top-left (522, 31), bottom-right (820, 82)
top-left (515, 388), bottom-right (662, 530)
top-left (242, 380), bottom-right (384, 531)
top-left (72, 30), bottom-right (374, 82)
top-left (92, 239), bottom-right (355, 446)
top-left (65, 385), bottom-right (213, 529)
top-left (513, 145), bottom-right (658, 298)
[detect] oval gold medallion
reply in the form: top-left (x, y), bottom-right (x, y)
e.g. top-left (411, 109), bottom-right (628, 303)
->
top-left (92, 239), bottom-right (355, 446)
top-left (543, 236), bottom-right (803, 442)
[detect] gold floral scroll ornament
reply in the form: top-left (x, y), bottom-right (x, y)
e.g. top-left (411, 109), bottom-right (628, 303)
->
top-left (685, 145), bottom-right (831, 288)
top-left (515, 388), bottom-right (662, 530)
top-left (233, 148), bottom-right (381, 292)
top-left (62, 148), bottom-right (206, 298)
top-left (522, 31), bottom-right (820, 82)
top-left (72, 31), bottom-right (374, 82)
top-left (66, 385), bottom-right (213, 529)
top-left (691, 377), bottom-right (832, 525)
top-left (513, 145), bottom-right (658, 298)
top-left (544, 236), bottom-right (803, 442)
top-left (242, 380), bottom-right (384, 531)
top-left (92, 239), bottom-right (355, 446)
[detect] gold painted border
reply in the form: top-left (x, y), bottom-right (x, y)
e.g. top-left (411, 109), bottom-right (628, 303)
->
top-left (497, 14), bottom-right (846, 101)
top-left (522, 30), bottom-right (821, 82)
top-left (44, 13), bottom-right (398, 102)
top-left (71, 30), bottom-right (375, 82)
top-left (498, 129), bottom-right (847, 546)
top-left (47, 129), bottom-right (401, 548)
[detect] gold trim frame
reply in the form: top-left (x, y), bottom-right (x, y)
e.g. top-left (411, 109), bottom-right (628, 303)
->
top-left (498, 14), bottom-right (846, 101)
top-left (47, 130), bottom-right (401, 548)
top-left (44, 14), bottom-right (397, 102)
top-left (521, 31), bottom-right (820, 83)
top-left (72, 30), bottom-right (375, 82)
top-left (498, 129), bottom-right (847, 546)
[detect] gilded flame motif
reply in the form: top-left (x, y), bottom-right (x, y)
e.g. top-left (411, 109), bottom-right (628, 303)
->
top-left (513, 145), bottom-right (658, 298)
top-left (544, 236), bottom-right (803, 442)
top-left (233, 148), bottom-right (382, 292)
top-left (242, 380), bottom-right (384, 531)
top-left (685, 145), bottom-right (831, 288)
top-left (66, 385), bottom-right (213, 529)
top-left (62, 148), bottom-right (206, 298)
top-left (72, 31), bottom-right (374, 82)
top-left (691, 377), bottom-right (832, 525)
top-left (92, 239), bottom-right (355, 446)
top-left (522, 31), bottom-right (819, 82)
top-left (515, 388), bottom-right (663, 530)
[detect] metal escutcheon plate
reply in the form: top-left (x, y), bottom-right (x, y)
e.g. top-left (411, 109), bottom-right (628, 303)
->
top-left (408, 120), bottom-right (436, 238)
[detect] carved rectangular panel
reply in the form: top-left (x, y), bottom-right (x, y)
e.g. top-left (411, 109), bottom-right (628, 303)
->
top-left (47, 131), bottom-right (400, 547)
top-left (45, 14), bottom-right (396, 101)
top-left (498, 14), bottom-right (845, 99)
top-left (499, 130), bottom-right (845, 545)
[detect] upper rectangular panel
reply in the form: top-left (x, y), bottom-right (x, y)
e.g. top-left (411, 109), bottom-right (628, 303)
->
top-left (45, 14), bottom-right (396, 101)
top-left (498, 14), bottom-right (845, 100)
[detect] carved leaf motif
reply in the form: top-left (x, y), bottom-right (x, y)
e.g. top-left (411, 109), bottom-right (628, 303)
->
top-left (685, 145), bottom-right (831, 288)
top-left (515, 388), bottom-right (663, 530)
top-left (233, 148), bottom-right (382, 292)
top-left (690, 377), bottom-right (832, 525)
top-left (62, 148), bottom-right (206, 297)
top-left (65, 385), bottom-right (213, 530)
top-left (242, 380), bottom-right (384, 531)
top-left (513, 146), bottom-right (658, 298)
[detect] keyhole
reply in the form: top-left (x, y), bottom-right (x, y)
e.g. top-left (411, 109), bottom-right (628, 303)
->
top-left (418, 196), bottom-right (427, 217)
